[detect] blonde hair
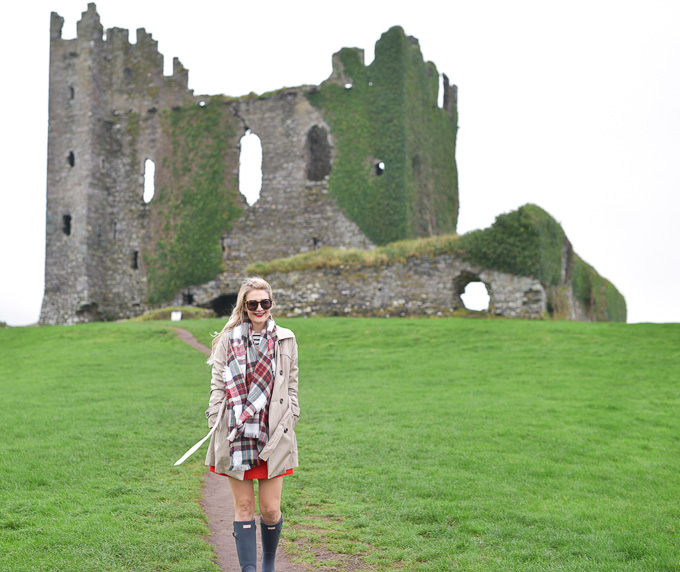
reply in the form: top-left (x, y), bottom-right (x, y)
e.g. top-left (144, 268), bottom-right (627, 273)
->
top-left (210, 276), bottom-right (275, 353)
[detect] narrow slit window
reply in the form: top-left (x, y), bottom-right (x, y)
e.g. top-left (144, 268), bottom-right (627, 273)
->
top-left (132, 251), bottom-right (139, 269)
top-left (62, 215), bottom-right (72, 236)
top-left (67, 151), bottom-right (75, 167)
top-left (439, 74), bottom-right (444, 108)
top-left (143, 159), bottom-right (155, 203)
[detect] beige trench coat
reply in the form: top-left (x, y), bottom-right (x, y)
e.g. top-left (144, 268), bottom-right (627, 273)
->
top-left (204, 325), bottom-right (299, 480)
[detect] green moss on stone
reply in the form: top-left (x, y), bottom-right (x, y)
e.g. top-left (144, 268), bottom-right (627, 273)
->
top-left (306, 26), bottom-right (458, 245)
top-left (144, 102), bottom-right (242, 304)
top-left (456, 204), bottom-right (625, 321)
top-left (572, 255), bottom-right (627, 322)
top-left (250, 203), bottom-right (626, 322)
top-left (457, 204), bottom-right (565, 285)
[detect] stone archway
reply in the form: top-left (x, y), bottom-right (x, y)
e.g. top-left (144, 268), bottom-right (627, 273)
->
top-left (453, 270), bottom-right (491, 311)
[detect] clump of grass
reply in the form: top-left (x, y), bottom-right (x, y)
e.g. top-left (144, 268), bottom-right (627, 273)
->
top-left (130, 305), bottom-right (216, 321)
top-left (247, 233), bottom-right (461, 274)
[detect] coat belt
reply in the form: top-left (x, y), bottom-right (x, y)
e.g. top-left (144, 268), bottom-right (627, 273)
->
top-left (174, 398), bottom-right (226, 466)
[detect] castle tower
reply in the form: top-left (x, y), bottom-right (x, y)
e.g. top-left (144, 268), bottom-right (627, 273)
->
top-left (40, 3), bottom-right (191, 324)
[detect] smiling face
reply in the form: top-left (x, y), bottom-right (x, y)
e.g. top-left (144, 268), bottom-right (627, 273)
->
top-left (244, 288), bottom-right (271, 332)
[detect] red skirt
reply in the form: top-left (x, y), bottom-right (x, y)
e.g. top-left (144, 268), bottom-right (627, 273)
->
top-left (209, 460), bottom-right (293, 480)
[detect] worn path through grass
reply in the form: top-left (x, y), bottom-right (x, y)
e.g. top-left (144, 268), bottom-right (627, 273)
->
top-left (183, 317), bottom-right (680, 571)
top-left (2, 318), bottom-right (679, 571)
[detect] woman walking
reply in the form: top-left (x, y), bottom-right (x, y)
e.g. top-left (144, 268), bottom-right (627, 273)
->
top-left (177, 276), bottom-right (299, 571)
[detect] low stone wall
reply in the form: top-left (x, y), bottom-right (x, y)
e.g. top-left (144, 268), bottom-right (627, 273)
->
top-left (180, 253), bottom-right (548, 319)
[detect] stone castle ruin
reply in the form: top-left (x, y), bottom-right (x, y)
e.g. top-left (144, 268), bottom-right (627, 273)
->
top-left (41, 4), bottom-right (626, 325)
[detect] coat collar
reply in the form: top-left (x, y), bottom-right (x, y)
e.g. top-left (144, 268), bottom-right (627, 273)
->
top-left (275, 325), bottom-right (295, 341)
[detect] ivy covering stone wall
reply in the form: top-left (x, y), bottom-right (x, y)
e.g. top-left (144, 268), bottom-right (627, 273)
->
top-left (144, 102), bottom-right (243, 304)
top-left (456, 204), bottom-right (626, 321)
top-left (247, 204), bottom-right (626, 322)
top-left (306, 26), bottom-right (459, 245)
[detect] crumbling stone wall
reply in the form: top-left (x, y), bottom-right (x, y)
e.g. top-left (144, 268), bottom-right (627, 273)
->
top-left (173, 253), bottom-right (549, 319)
top-left (40, 4), bottom-right (377, 325)
top-left (41, 5), bottom-right (618, 325)
top-left (218, 90), bottom-right (375, 277)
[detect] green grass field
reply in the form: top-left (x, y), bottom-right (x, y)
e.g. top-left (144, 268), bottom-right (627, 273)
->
top-left (1, 318), bottom-right (679, 570)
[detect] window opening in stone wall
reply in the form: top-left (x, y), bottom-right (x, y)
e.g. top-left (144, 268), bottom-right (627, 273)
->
top-left (62, 215), bottom-right (72, 236)
top-left (69, 86), bottom-right (75, 100)
top-left (239, 130), bottom-right (263, 206)
top-left (143, 158), bottom-right (155, 203)
top-left (375, 161), bottom-right (385, 176)
top-left (461, 281), bottom-right (490, 311)
top-left (132, 251), bottom-right (139, 270)
top-left (67, 151), bottom-right (75, 167)
top-left (306, 126), bottom-right (331, 181)
top-left (113, 222), bottom-right (117, 240)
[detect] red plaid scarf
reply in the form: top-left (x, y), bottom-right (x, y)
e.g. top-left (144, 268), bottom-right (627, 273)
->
top-left (224, 317), bottom-right (277, 471)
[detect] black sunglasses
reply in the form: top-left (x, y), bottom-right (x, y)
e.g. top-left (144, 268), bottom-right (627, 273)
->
top-left (246, 299), bottom-right (272, 311)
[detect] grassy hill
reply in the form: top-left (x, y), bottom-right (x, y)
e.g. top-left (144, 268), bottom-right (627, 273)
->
top-left (1, 318), bottom-right (678, 570)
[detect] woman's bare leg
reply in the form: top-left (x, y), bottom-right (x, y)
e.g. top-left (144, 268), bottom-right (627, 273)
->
top-left (257, 476), bottom-right (283, 524)
top-left (228, 477), bottom-right (256, 521)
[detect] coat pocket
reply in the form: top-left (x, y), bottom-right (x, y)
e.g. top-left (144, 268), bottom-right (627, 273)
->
top-left (259, 407), bottom-right (294, 463)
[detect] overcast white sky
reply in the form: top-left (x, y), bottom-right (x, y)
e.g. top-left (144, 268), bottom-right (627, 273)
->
top-left (1, 0), bottom-right (679, 325)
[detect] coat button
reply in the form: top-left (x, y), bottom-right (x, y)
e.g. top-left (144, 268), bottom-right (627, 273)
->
top-left (280, 398), bottom-right (284, 404)
top-left (284, 428), bottom-right (288, 433)
top-left (279, 370), bottom-right (283, 375)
